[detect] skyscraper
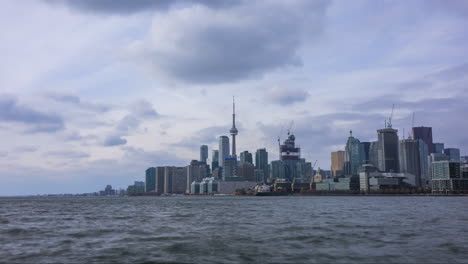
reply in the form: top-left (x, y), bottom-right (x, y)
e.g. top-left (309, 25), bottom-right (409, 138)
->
top-left (361, 142), bottom-right (371, 164)
top-left (279, 133), bottom-right (301, 180)
top-left (270, 160), bottom-right (285, 179)
top-left (399, 139), bottom-right (429, 187)
top-left (240, 150), bottom-right (253, 164)
top-left (237, 162), bottom-right (255, 181)
top-left (377, 127), bottom-right (400, 173)
top-left (219, 136), bottom-right (230, 168)
top-left (223, 157), bottom-right (237, 180)
top-left (187, 160), bottom-right (207, 193)
top-left (331, 150), bottom-right (345, 177)
top-left (200, 145), bottom-right (208, 163)
top-left (145, 167), bottom-right (156, 192)
top-left (230, 97), bottom-right (238, 158)
top-left (433, 143), bottom-right (444, 154)
top-left (255, 148), bottom-right (269, 182)
top-left (444, 148), bottom-right (460, 161)
top-left (413, 126), bottom-right (433, 153)
top-left (344, 131), bottom-right (364, 176)
top-left (155, 167), bottom-right (165, 194)
top-left (212, 150), bottom-right (219, 170)
top-left (369, 141), bottom-right (379, 168)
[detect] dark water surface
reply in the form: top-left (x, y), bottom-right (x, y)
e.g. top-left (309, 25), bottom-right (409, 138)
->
top-left (0, 196), bottom-right (467, 263)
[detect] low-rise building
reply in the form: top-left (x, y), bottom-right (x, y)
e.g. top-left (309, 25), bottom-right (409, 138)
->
top-left (432, 161), bottom-right (468, 194)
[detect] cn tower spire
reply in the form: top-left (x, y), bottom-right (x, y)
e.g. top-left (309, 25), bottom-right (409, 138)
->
top-left (229, 96), bottom-right (238, 157)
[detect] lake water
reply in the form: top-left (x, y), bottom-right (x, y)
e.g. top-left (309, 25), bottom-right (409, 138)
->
top-left (0, 196), bottom-right (467, 263)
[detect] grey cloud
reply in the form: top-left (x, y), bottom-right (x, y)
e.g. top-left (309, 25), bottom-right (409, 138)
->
top-left (116, 115), bottom-right (140, 132)
top-left (102, 100), bottom-right (159, 147)
top-left (265, 86), bottom-right (310, 105)
top-left (46, 150), bottom-right (90, 159)
top-left (424, 62), bottom-right (468, 82)
top-left (103, 135), bottom-right (127, 146)
top-left (0, 152), bottom-right (8, 157)
top-left (45, 0), bottom-right (241, 14)
top-left (121, 146), bottom-right (187, 166)
top-left (135, 1), bottom-right (329, 84)
top-left (0, 96), bottom-right (64, 133)
top-left (48, 93), bottom-right (111, 112)
top-left (130, 100), bottom-right (159, 119)
top-left (15, 146), bottom-right (38, 152)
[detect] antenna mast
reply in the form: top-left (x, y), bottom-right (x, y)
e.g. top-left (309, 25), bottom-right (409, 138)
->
top-left (388, 104), bottom-right (395, 128)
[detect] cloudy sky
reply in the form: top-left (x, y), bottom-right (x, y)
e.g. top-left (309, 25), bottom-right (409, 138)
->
top-left (1, 0), bottom-right (467, 195)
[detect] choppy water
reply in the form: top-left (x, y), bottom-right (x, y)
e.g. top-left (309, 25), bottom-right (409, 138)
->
top-left (0, 196), bottom-right (467, 263)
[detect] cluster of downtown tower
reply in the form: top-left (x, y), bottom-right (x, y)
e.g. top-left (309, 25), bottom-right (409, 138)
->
top-left (142, 99), bottom-right (468, 195)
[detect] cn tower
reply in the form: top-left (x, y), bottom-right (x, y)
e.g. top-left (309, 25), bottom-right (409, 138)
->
top-left (229, 96), bottom-right (238, 158)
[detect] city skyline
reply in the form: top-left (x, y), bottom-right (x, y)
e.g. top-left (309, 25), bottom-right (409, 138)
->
top-left (1, 0), bottom-right (468, 195)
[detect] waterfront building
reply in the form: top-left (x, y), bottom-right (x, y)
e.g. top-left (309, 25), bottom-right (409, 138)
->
top-left (296, 159), bottom-right (312, 180)
top-left (399, 139), bottom-right (429, 187)
top-left (433, 143), bottom-right (444, 154)
top-left (313, 168), bottom-right (325, 183)
top-left (200, 145), bottom-right (208, 163)
top-left (162, 166), bottom-right (188, 194)
top-left (461, 156), bottom-right (468, 164)
top-left (432, 161), bottom-right (468, 194)
top-left (369, 141), bottom-right (379, 168)
top-left (163, 167), bottom-right (173, 194)
top-left (279, 133), bottom-right (301, 180)
top-left (212, 150), bottom-right (219, 170)
top-left (223, 157), bottom-right (237, 180)
top-left (344, 131), bottom-right (364, 176)
top-left (237, 162), bottom-right (255, 182)
top-left (219, 136), bottom-right (230, 168)
top-left (200, 180), bottom-right (208, 194)
top-left (255, 148), bottom-right (269, 182)
top-left (255, 169), bottom-right (265, 183)
top-left (100, 185), bottom-right (116, 196)
top-left (315, 176), bottom-right (359, 191)
top-left (270, 160), bottom-right (285, 179)
top-left (206, 178), bottom-right (219, 193)
top-left (212, 168), bottom-right (221, 179)
top-left (427, 153), bottom-right (450, 187)
top-left (155, 167), bottom-right (165, 194)
top-left (190, 181), bottom-right (200, 194)
top-left (377, 127), bottom-right (400, 173)
top-left (172, 167), bottom-right (188, 194)
top-left (217, 181), bottom-right (257, 194)
top-left (240, 150), bottom-right (253, 164)
top-left (359, 166), bottom-right (414, 192)
top-left (413, 126), bottom-right (433, 153)
top-left (361, 142), bottom-right (371, 164)
top-left (359, 164), bottom-right (379, 192)
top-left (127, 181), bottom-right (145, 196)
top-left (145, 167), bottom-right (156, 192)
top-left (429, 153), bottom-right (450, 163)
top-left (134, 181), bottom-right (145, 188)
top-left (187, 160), bottom-right (208, 193)
top-left (444, 148), bottom-right (460, 161)
top-left (331, 150), bottom-right (345, 177)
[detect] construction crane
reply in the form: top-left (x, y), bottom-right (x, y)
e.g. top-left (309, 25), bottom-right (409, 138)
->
top-left (387, 104), bottom-right (395, 128)
top-left (277, 126), bottom-right (283, 160)
top-left (309, 160), bottom-right (318, 191)
top-left (411, 112), bottom-right (415, 138)
top-left (287, 120), bottom-right (294, 135)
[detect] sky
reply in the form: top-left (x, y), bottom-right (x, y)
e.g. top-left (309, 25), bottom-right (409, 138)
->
top-left (1, 0), bottom-right (468, 195)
